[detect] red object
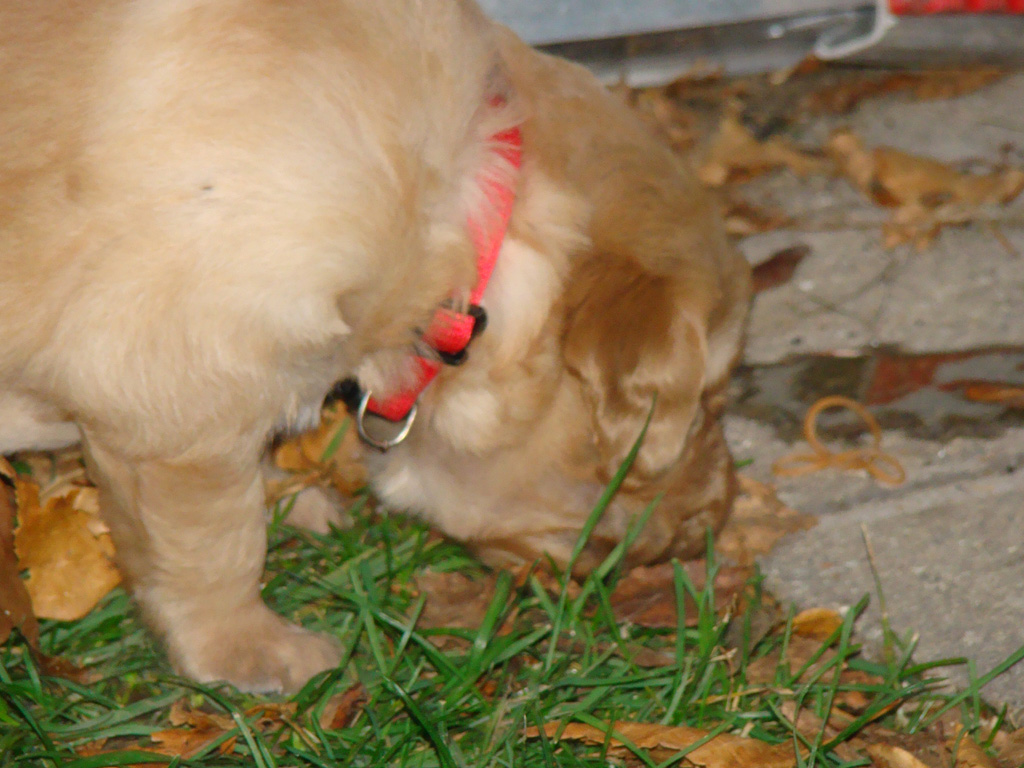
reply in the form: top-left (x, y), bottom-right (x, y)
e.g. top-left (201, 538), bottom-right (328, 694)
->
top-left (365, 121), bottom-right (524, 421)
top-left (890, 0), bottom-right (1024, 13)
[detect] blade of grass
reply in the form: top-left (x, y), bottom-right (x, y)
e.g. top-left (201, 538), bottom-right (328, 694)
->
top-left (544, 399), bottom-right (656, 672)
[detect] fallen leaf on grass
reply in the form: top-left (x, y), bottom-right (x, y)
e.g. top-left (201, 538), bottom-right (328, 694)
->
top-left (168, 699), bottom-right (236, 731)
top-left (777, 701), bottom-right (865, 764)
top-left (13, 482), bottom-right (120, 621)
top-left (149, 724), bottom-right (235, 760)
top-left (145, 700), bottom-right (296, 760)
top-left (270, 404), bottom-right (366, 503)
top-left (990, 728), bottom-right (1024, 768)
top-left (948, 728), bottom-right (999, 768)
top-left (165, 701), bottom-right (292, 757)
top-left (791, 607), bottom-right (843, 642)
top-left (751, 245), bottom-right (810, 293)
top-left (319, 683), bottom-right (368, 730)
top-left (1, 459), bottom-right (98, 682)
top-left (746, 634), bottom-right (883, 712)
top-left (35, 652), bottom-right (97, 684)
top-left (746, 634), bottom-right (824, 685)
top-left (716, 476), bottom-right (817, 568)
top-left (414, 570), bottom-right (508, 633)
top-left (14, 445), bottom-right (91, 506)
top-left (609, 560), bottom-right (751, 629)
top-left (415, 559), bottom-right (754, 649)
top-left (829, 130), bottom-right (1024, 249)
top-left (527, 720), bottom-right (800, 767)
top-left (868, 743), bottom-right (937, 768)
top-left (411, 569), bottom-right (522, 651)
top-left (699, 110), bottom-right (830, 187)
top-left (0, 458), bottom-right (38, 646)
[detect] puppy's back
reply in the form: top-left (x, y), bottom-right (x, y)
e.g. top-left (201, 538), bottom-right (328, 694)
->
top-left (0, 0), bottom-right (513, 448)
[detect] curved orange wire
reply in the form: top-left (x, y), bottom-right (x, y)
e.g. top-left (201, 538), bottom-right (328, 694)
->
top-left (772, 395), bottom-right (906, 486)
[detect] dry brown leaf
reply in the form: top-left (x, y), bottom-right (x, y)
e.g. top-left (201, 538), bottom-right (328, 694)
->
top-left (807, 73), bottom-right (924, 114)
top-left (415, 570), bottom-right (504, 632)
top-left (527, 720), bottom-right (800, 767)
top-left (777, 701), bottom-right (864, 764)
top-left (990, 728), bottom-right (1024, 768)
top-left (10, 446), bottom-right (89, 503)
top-left (150, 724), bottom-right (234, 759)
top-left (412, 569), bottom-right (525, 651)
top-left (948, 728), bottom-right (999, 768)
top-left (246, 701), bottom-right (297, 725)
top-left (868, 743), bottom-right (938, 768)
top-left (13, 482), bottom-right (121, 621)
top-left (609, 560), bottom-right (752, 629)
top-left (270, 404), bottom-right (366, 502)
top-left (76, 697), bottom-right (296, 762)
top-left (829, 130), bottom-right (876, 194)
top-left (957, 382), bottom-right (1024, 409)
top-left (35, 652), bottom-right (98, 684)
top-left (39, 452), bottom-right (90, 506)
top-left (699, 110), bottom-right (829, 187)
top-left (829, 130), bottom-right (1024, 249)
top-left (746, 634), bottom-right (827, 685)
top-left (79, 705), bottom-right (237, 764)
top-left (511, 561), bottom-right (582, 601)
top-left (909, 68), bottom-right (1005, 101)
top-left (806, 68), bottom-right (1004, 114)
top-left (716, 476), bottom-right (817, 568)
top-left (319, 683), bottom-right (368, 730)
top-left (0, 460), bottom-right (38, 646)
top-left (746, 634), bottom-right (882, 712)
top-left (150, 701), bottom-right (295, 759)
top-left (751, 245), bottom-right (810, 293)
top-left (875, 146), bottom-right (1023, 209)
top-left (0, 456), bottom-right (15, 485)
top-left (168, 699), bottom-right (235, 731)
top-left (725, 200), bottom-right (792, 238)
top-left (792, 607), bottom-right (843, 642)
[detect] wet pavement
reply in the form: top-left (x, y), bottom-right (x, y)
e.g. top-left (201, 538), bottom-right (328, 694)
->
top-left (733, 346), bottom-right (1024, 442)
top-left (725, 72), bottom-right (1024, 714)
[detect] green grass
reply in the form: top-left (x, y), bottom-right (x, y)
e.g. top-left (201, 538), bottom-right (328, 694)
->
top-left (3, 430), bottom-right (1023, 768)
top-left (2, 495), bottom-right (1019, 767)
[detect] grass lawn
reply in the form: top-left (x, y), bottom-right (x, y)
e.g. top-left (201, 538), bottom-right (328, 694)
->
top-left (3, 474), bottom-right (1022, 767)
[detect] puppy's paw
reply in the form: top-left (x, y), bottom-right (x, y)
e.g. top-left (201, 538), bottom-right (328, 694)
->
top-left (170, 602), bottom-right (341, 694)
top-left (280, 486), bottom-right (349, 534)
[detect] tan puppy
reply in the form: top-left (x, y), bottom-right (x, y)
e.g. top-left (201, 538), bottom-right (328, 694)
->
top-left (0, 0), bottom-right (749, 692)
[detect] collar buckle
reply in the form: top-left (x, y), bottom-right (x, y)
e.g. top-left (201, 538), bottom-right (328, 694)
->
top-left (354, 389), bottom-right (417, 452)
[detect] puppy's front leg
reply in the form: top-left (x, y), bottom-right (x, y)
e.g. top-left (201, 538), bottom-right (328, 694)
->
top-left (83, 436), bottom-right (340, 693)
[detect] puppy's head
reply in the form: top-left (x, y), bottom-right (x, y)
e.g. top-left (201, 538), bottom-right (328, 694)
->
top-left (505, 244), bottom-right (750, 572)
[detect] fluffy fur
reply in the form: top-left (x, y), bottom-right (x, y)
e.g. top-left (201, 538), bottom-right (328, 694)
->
top-left (0, 0), bottom-right (750, 692)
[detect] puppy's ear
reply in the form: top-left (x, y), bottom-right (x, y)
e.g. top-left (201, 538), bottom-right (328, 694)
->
top-left (561, 253), bottom-right (710, 485)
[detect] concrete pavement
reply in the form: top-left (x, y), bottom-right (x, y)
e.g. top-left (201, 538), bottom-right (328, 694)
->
top-left (725, 72), bottom-right (1024, 713)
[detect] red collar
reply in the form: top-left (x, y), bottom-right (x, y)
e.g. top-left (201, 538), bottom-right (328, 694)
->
top-left (337, 120), bottom-right (523, 448)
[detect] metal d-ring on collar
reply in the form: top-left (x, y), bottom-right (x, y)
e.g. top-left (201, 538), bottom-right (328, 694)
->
top-left (354, 389), bottom-right (417, 452)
